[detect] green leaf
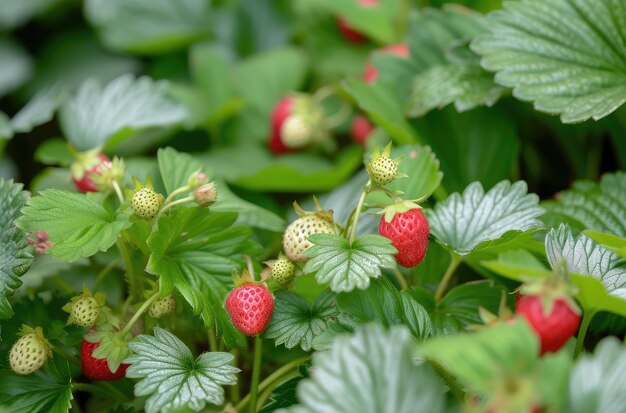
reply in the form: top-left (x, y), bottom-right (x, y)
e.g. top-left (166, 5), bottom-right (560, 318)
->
top-left (303, 234), bottom-right (397, 293)
top-left (584, 230), bottom-right (626, 257)
top-left (147, 209), bottom-right (258, 348)
top-left (281, 324), bottom-right (446, 413)
top-left (568, 337), bottom-right (626, 413)
top-left (0, 39), bottom-right (32, 98)
top-left (542, 171), bottom-right (626, 238)
top-left (59, 75), bottom-right (187, 151)
top-left (546, 224), bottom-right (626, 299)
top-left (568, 275), bottom-right (626, 319)
top-left (426, 180), bottom-right (544, 255)
top-left (16, 189), bottom-right (132, 262)
top-left (0, 357), bottom-right (72, 413)
top-left (472, 0), bottom-right (626, 123)
top-left (258, 376), bottom-right (303, 413)
top-left (264, 290), bottom-right (338, 352)
top-left (337, 277), bottom-right (432, 340)
top-left (126, 327), bottom-right (239, 413)
top-left (34, 138), bottom-right (73, 167)
top-left (481, 249), bottom-right (550, 282)
top-left (10, 86), bottom-right (69, 135)
top-left (0, 0), bottom-right (63, 29)
top-left (0, 179), bottom-right (33, 319)
top-left (84, 0), bottom-right (212, 54)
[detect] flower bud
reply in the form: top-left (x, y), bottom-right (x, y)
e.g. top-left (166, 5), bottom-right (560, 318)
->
top-left (194, 182), bottom-right (218, 207)
top-left (187, 171), bottom-right (209, 190)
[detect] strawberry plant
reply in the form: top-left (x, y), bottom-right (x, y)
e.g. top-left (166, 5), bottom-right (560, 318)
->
top-left (1, 0), bottom-right (626, 412)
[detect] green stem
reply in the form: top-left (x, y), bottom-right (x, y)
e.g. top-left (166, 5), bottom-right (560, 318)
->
top-left (94, 259), bottom-right (120, 289)
top-left (435, 254), bottom-right (462, 302)
top-left (429, 360), bottom-right (465, 400)
top-left (230, 349), bottom-right (241, 404)
top-left (111, 180), bottom-right (125, 204)
top-left (52, 277), bottom-right (74, 294)
top-left (163, 185), bottom-right (191, 205)
top-left (117, 237), bottom-right (138, 301)
top-left (249, 336), bottom-right (263, 413)
top-left (392, 267), bottom-right (409, 290)
top-left (73, 382), bottom-right (127, 403)
top-left (349, 184), bottom-right (371, 243)
top-left (159, 196), bottom-right (195, 214)
top-left (120, 292), bottom-right (160, 337)
top-left (574, 310), bottom-right (595, 358)
top-left (208, 328), bottom-right (218, 353)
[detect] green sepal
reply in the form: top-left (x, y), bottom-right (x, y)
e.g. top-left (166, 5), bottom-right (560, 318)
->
top-left (16, 324), bottom-right (54, 359)
top-left (379, 200), bottom-right (423, 223)
top-left (84, 325), bottom-right (132, 373)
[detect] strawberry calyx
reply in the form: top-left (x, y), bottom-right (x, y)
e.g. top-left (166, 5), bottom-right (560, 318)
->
top-left (517, 262), bottom-right (580, 317)
top-left (16, 325), bottom-right (53, 357)
top-left (366, 143), bottom-right (406, 187)
top-left (292, 196), bottom-right (335, 224)
top-left (62, 285), bottom-right (111, 328)
top-left (84, 324), bottom-right (132, 375)
top-left (379, 200), bottom-right (422, 223)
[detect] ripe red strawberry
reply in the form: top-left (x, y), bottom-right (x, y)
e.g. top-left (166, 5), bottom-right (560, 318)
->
top-left (336, 0), bottom-right (378, 43)
top-left (516, 294), bottom-right (580, 355)
top-left (72, 153), bottom-right (112, 192)
top-left (351, 115), bottom-right (374, 145)
top-left (379, 208), bottom-right (429, 268)
top-left (81, 340), bottom-right (129, 381)
top-left (269, 97), bottom-right (295, 154)
top-left (225, 284), bottom-right (274, 336)
top-left (363, 43), bottom-right (410, 84)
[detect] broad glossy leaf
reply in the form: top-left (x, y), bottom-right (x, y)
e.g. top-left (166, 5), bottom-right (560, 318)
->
top-left (303, 234), bottom-right (397, 293)
top-left (147, 209), bottom-right (258, 347)
top-left (126, 328), bottom-right (239, 413)
top-left (0, 179), bottom-right (33, 319)
top-left (546, 224), bottom-right (626, 299)
top-left (426, 180), bottom-right (544, 255)
top-left (265, 290), bottom-right (338, 352)
top-left (16, 190), bottom-right (131, 262)
top-left (543, 171), bottom-right (626, 237)
top-left (279, 324), bottom-right (446, 413)
top-left (0, 357), bottom-right (72, 413)
top-left (569, 337), bottom-right (626, 413)
top-left (472, 0), bottom-right (626, 123)
top-left (0, 39), bottom-right (32, 98)
top-left (85, 0), bottom-right (211, 54)
top-left (59, 75), bottom-right (187, 151)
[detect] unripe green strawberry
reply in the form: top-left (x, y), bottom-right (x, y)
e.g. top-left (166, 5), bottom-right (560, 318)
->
top-left (149, 295), bottom-right (176, 319)
top-left (270, 253), bottom-right (296, 286)
top-left (9, 328), bottom-right (52, 375)
top-left (283, 201), bottom-right (336, 263)
top-left (71, 296), bottom-right (100, 327)
top-left (366, 143), bottom-right (403, 186)
top-left (131, 188), bottom-right (164, 219)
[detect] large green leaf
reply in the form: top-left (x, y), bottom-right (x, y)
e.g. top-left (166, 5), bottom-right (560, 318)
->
top-left (0, 179), bottom-right (33, 319)
top-left (59, 75), bottom-right (187, 151)
top-left (472, 0), bottom-right (626, 123)
top-left (584, 230), bottom-right (626, 257)
top-left (264, 290), bottom-right (338, 352)
top-left (9, 86), bottom-right (68, 136)
top-left (543, 171), bottom-right (626, 237)
top-left (568, 337), bottom-right (626, 413)
top-left (0, 357), bottom-right (72, 413)
top-left (16, 190), bottom-right (131, 262)
top-left (280, 324), bottom-right (446, 413)
top-left (126, 328), bottom-right (239, 413)
top-left (426, 180), bottom-right (544, 255)
top-left (303, 234), bottom-right (397, 293)
top-left (147, 209), bottom-right (258, 348)
top-left (84, 0), bottom-right (211, 54)
top-left (0, 39), bottom-right (32, 98)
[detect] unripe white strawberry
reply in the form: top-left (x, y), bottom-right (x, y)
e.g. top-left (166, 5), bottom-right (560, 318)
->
top-left (131, 188), bottom-right (164, 219)
top-left (149, 295), bottom-right (176, 319)
top-left (283, 201), bottom-right (337, 263)
top-left (366, 143), bottom-right (403, 186)
top-left (270, 253), bottom-right (296, 286)
top-left (9, 328), bottom-right (52, 375)
top-left (71, 296), bottom-right (100, 327)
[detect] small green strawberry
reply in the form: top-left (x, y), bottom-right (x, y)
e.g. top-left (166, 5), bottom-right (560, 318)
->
top-left (63, 286), bottom-right (109, 328)
top-left (366, 143), bottom-right (404, 186)
top-left (149, 295), bottom-right (176, 319)
top-left (9, 326), bottom-right (53, 375)
top-left (132, 188), bottom-right (164, 219)
top-left (283, 198), bottom-right (337, 263)
top-left (268, 253), bottom-right (296, 286)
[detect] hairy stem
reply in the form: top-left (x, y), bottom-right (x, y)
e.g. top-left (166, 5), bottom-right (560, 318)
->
top-left (349, 183), bottom-right (371, 243)
top-left (120, 292), bottom-right (160, 337)
top-left (249, 336), bottom-right (263, 413)
top-left (159, 196), bottom-right (195, 214)
top-left (163, 185), bottom-right (191, 205)
top-left (429, 359), bottom-right (465, 400)
top-left (435, 254), bottom-right (462, 302)
top-left (392, 267), bottom-right (409, 290)
top-left (111, 180), bottom-right (125, 204)
top-left (117, 237), bottom-right (138, 301)
top-left (574, 309), bottom-right (595, 358)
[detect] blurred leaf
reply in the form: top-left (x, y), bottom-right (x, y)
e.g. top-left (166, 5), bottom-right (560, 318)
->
top-left (584, 230), bottom-right (626, 257)
top-left (0, 357), bottom-right (72, 413)
top-left (569, 275), bottom-right (626, 319)
top-left (426, 180), bottom-right (544, 255)
top-left (265, 290), bottom-right (338, 351)
top-left (147, 209), bottom-right (257, 348)
top-left (16, 190), bottom-right (131, 262)
top-left (542, 171), bottom-right (626, 238)
top-left (126, 327), bottom-right (239, 413)
top-left (0, 0), bottom-right (64, 29)
top-left (258, 376), bottom-right (303, 413)
top-left (481, 249), bottom-right (550, 282)
top-left (189, 44), bottom-right (233, 115)
top-left (281, 324), bottom-right (446, 413)
top-left (0, 179), bottom-right (33, 319)
top-left (337, 277), bottom-right (432, 341)
top-left (10, 86), bottom-right (69, 135)
top-left (568, 337), bottom-right (626, 413)
top-left (34, 139), bottom-right (73, 167)
top-left (303, 234), bottom-right (397, 293)
top-left (0, 39), bottom-right (32, 98)
top-left (85, 0), bottom-right (212, 54)
top-left (60, 75), bottom-right (187, 151)
top-left (472, 0), bottom-right (626, 123)
top-left (0, 112), bottom-right (12, 140)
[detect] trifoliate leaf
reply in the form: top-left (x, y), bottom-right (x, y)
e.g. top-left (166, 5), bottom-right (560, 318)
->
top-left (147, 208), bottom-right (259, 348)
top-left (0, 357), bottom-right (72, 413)
top-left (16, 190), bottom-right (131, 262)
top-left (0, 179), bottom-right (33, 319)
top-left (543, 171), bottom-right (626, 237)
top-left (279, 324), bottom-right (446, 413)
top-left (303, 234), bottom-right (397, 293)
top-left (265, 290), bottom-right (338, 352)
top-left (472, 0), bottom-right (626, 123)
top-left (126, 328), bottom-right (239, 413)
top-left (568, 337), bottom-right (626, 413)
top-left (59, 74), bottom-right (187, 151)
top-left (545, 224), bottom-right (626, 299)
top-left (84, 0), bottom-right (211, 54)
top-left (426, 180), bottom-right (544, 255)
